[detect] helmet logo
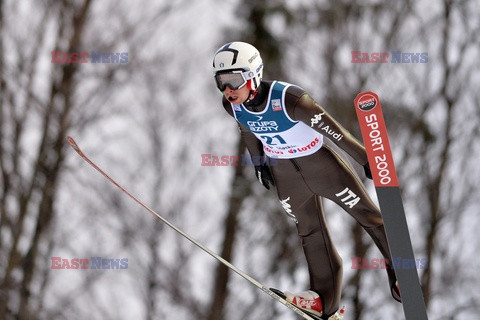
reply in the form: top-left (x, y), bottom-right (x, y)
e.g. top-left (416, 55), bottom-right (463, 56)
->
top-left (217, 44), bottom-right (239, 65)
top-left (220, 62), bottom-right (224, 67)
top-left (248, 52), bottom-right (258, 63)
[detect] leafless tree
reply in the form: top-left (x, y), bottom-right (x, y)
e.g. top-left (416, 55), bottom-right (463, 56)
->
top-left (1, 1), bottom-right (478, 320)
top-left (0, 1), bottom-right (95, 319)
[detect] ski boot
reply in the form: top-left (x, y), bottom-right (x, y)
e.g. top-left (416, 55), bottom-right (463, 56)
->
top-left (284, 290), bottom-right (323, 318)
top-left (272, 288), bottom-right (346, 320)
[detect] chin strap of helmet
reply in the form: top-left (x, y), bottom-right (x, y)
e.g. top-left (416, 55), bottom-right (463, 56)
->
top-left (247, 90), bottom-right (258, 102)
top-left (245, 79), bottom-right (259, 103)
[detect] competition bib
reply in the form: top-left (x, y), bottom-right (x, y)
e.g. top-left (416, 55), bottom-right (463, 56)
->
top-left (232, 81), bottom-right (323, 159)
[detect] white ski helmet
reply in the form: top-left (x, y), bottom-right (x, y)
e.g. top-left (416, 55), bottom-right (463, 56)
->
top-left (213, 41), bottom-right (264, 91)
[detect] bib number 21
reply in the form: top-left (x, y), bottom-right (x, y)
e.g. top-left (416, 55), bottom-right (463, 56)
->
top-left (260, 135), bottom-right (286, 145)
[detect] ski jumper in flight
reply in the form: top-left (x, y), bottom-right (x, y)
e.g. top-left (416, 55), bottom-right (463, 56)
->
top-left (213, 41), bottom-right (401, 319)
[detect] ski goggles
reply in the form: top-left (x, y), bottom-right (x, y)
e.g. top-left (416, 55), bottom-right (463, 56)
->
top-left (214, 70), bottom-right (253, 91)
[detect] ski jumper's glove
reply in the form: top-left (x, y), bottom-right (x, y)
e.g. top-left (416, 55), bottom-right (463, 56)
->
top-left (364, 162), bottom-right (373, 180)
top-left (254, 164), bottom-right (275, 190)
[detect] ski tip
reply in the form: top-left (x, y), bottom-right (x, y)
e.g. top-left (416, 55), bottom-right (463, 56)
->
top-left (66, 136), bottom-right (81, 154)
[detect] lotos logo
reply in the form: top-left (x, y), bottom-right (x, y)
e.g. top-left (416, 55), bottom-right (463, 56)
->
top-left (287, 137), bottom-right (320, 154)
top-left (357, 94), bottom-right (377, 112)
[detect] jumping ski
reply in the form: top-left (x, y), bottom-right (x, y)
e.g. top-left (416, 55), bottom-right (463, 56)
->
top-left (353, 92), bottom-right (429, 320)
top-left (66, 136), bottom-right (320, 320)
